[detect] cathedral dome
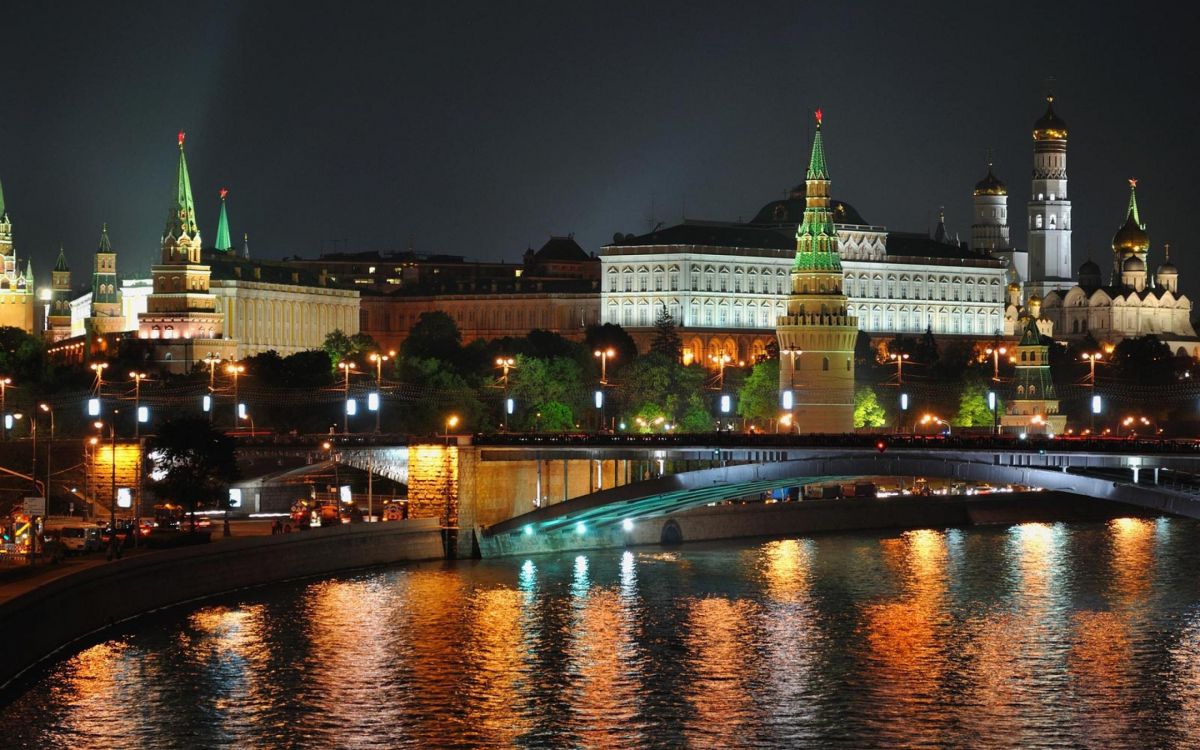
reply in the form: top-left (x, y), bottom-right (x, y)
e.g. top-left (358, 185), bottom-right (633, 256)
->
top-left (1033, 96), bottom-right (1068, 141)
top-left (1122, 255), bottom-right (1146, 272)
top-left (1079, 259), bottom-right (1101, 276)
top-left (1078, 259), bottom-right (1102, 289)
top-left (750, 184), bottom-right (868, 226)
top-left (1028, 293), bottom-right (1042, 304)
top-left (1112, 213), bottom-right (1149, 255)
top-left (974, 167), bottom-right (1007, 196)
top-left (1157, 261), bottom-right (1178, 276)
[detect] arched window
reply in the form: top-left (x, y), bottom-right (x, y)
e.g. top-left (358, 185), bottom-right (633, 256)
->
top-left (822, 357), bottom-right (830, 371)
top-left (1035, 215), bottom-right (1043, 229)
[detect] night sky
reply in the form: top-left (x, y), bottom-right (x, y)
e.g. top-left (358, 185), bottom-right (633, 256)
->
top-left (0, 1), bottom-right (1196, 287)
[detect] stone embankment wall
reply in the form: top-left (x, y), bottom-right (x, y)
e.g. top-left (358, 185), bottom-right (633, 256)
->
top-left (0, 519), bottom-right (444, 689)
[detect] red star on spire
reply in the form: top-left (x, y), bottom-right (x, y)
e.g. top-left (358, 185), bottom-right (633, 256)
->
top-left (815, 108), bottom-right (823, 127)
top-left (220, 188), bottom-right (229, 200)
top-left (1129, 178), bottom-right (1138, 188)
top-left (178, 130), bottom-right (186, 147)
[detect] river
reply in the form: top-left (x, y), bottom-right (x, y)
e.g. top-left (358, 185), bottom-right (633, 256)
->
top-left (4, 517), bottom-right (1200, 748)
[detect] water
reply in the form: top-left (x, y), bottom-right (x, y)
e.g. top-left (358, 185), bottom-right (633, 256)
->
top-left (5, 518), bottom-right (1200, 749)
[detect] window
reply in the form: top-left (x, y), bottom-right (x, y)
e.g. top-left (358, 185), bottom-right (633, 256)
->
top-left (1035, 215), bottom-right (1043, 229)
top-left (822, 357), bottom-right (830, 371)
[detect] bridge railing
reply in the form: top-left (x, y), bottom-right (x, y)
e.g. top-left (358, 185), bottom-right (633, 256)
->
top-left (471, 432), bottom-right (1200, 455)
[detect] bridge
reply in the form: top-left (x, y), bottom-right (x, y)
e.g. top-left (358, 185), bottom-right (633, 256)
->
top-left (233, 433), bottom-right (1200, 557)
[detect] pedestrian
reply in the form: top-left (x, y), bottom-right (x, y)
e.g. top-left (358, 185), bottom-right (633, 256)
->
top-left (284, 523), bottom-right (292, 534)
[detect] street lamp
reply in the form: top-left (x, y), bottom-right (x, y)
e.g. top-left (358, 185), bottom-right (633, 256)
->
top-left (226, 363), bottom-right (245, 429)
top-left (89, 362), bottom-right (108, 393)
top-left (368, 350), bottom-right (395, 433)
top-left (1082, 351), bottom-right (1103, 434)
top-left (988, 390), bottom-right (999, 435)
top-left (709, 352), bottom-right (732, 390)
top-left (920, 413), bottom-right (951, 436)
top-left (94, 412), bottom-right (121, 560)
top-left (338, 361), bottom-right (356, 433)
top-left (445, 414), bottom-right (459, 445)
top-left (129, 372), bottom-right (148, 439)
top-left (0, 376), bottom-right (10, 441)
top-left (39, 403), bottom-right (53, 509)
top-left (890, 352), bottom-right (910, 386)
top-left (984, 345), bottom-right (1007, 382)
top-left (496, 356), bottom-right (516, 431)
top-left (594, 348), bottom-right (616, 385)
top-left (203, 354), bottom-right (222, 423)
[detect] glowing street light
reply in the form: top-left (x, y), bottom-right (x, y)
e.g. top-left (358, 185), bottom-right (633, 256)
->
top-left (337, 361), bottom-right (356, 434)
top-left (984, 345), bottom-right (1007, 382)
top-left (496, 356), bottom-right (516, 430)
top-left (920, 413), bottom-right (951, 436)
top-left (445, 414), bottom-right (460, 445)
top-left (368, 350), bottom-right (395, 433)
top-left (0, 376), bottom-right (10, 441)
top-left (226, 363), bottom-right (245, 429)
top-left (594, 348), bottom-right (616, 385)
top-left (890, 352), bottom-right (910, 386)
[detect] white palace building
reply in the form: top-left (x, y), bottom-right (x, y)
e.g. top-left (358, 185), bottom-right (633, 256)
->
top-left (601, 182), bottom-right (1009, 366)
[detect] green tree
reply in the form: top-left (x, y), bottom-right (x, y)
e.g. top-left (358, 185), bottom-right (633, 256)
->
top-left (953, 379), bottom-right (1000, 427)
top-left (507, 355), bottom-right (585, 429)
top-left (853, 387), bottom-right (887, 428)
top-left (649, 306), bottom-right (682, 362)
top-left (400, 312), bottom-right (462, 364)
top-left (737, 359), bottom-right (779, 425)
top-left (535, 401), bottom-right (574, 431)
top-left (396, 356), bottom-right (488, 433)
top-left (323, 329), bottom-right (380, 368)
top-left (148, 416), bottom-right (239, 528)
top-left (677, 393), bottom-right (714, 433)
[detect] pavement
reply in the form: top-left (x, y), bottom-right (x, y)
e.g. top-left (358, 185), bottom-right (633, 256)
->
top-left (0, 518), bottom-right (279, 606)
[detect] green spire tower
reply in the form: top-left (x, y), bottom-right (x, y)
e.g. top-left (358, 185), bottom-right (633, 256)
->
top-left (47, 244), bottom-right (72, 341)
top-left (776, 109), bottom-right (858, 433)
top-left (215, 188), bottom-right (232, 252)
top-left (87, 223), bottom-right (124, 334)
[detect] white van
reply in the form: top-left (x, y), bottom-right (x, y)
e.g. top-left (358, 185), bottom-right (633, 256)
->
top-left (56, 525), bottom-right (102, 554)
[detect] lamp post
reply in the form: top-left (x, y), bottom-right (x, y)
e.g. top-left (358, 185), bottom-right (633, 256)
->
top-left (594, 348), bottom-right (615, 385)
top-left (226, 363), bottom-right (245, 429)
top-left (0, 376), bottom-right (9, 441)
top-left (984, 345), bottom-right (1007, 382)
top-left (496, 356), bottom-right (515, 431)
top-left (129, 372), bottom-right (148, 439)
top-left (709, 352), bottom-right (732, 389)
top-left (89, 362), bottom-right (108, 394)
top-left (338, 361), bottom-right (356, 433)
top-left (203, 354), bottom-right (221, 423)
top-left (39, 403), bottom-right (53, 512)
top-left (890, 352), bottom-right (909, 386)
top-left (95, 412), bottom-right (121, 560)
top-left (988, 390), bottom-right (999, 435)
top-left (1082, 352), bottom-right (1102, 434)
top-left (445, 414), bottom-right (459, 446)
top-left (920, 413), bottom-right (951, 436)
top-left (368, 351), bottom-right (395, 433)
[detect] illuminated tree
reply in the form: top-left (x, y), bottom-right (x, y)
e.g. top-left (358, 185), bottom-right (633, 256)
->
top-left (853, 387), bottom-right (887, 428)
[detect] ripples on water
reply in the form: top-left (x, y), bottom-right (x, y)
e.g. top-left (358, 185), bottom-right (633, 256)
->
top-left (5, 518), bottom-right (1200, 749)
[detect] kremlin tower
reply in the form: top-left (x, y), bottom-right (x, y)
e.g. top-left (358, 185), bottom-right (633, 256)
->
top-left (137, 132), bottom-right (236, 370)
top-left (1026, 95), bottom-right (1073, 298)
top-left (775, 110), bottom-right (857, 433)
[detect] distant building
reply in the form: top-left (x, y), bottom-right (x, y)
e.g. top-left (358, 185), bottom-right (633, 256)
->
top-left (46, 246), bottom-right (72, 342)
top-left (358, 236), bottom-right (600, 351)
top-left (0, 177), bottom-right (37, 333)
top-left (1041, 180), bottom-right (1198, 354)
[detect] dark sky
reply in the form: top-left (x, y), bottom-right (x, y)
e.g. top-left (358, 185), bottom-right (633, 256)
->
top-left (0, 0), bottom-right (1196, 286)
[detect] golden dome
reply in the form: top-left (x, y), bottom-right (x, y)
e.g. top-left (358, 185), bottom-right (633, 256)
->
top-left (1028, 293), bottom-right (1042, 304)
top-left (1033, 96), bottom-right (1068, 141)
top-left (974, 166), bottom-right (1007, 196)
top-left (1007, 281), bottom-right (1020, 291)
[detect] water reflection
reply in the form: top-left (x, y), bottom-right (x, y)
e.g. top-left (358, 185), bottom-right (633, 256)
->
top-left (6, 520), bottom-right (1200, 749)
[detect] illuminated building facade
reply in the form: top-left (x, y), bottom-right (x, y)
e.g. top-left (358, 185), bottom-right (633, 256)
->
top-left (1026, 96), bottom-right (1073, 298)
top-left (0, 177), bottom-right (37, 333)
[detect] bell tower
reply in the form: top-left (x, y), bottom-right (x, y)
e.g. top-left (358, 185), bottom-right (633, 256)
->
top-left (776, 109), bottom-right (857, 433)
top-left (1027, 95), bottom-right (1073, 297)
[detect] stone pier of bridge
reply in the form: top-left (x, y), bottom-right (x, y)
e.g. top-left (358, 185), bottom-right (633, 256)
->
top-left (391, 440), bottom-right (650, 557)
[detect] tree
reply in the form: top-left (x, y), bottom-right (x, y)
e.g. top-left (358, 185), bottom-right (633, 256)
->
top-left (1110, 334), bottom-right (1177, 384)
top-left (853, 387), bottom-right (887, 428)
top-left (400, 312), bottom-right (462, 364)
top-left (737, 359), bottom-right (779, 424)
top-left (953, 379), bottom-right (999, 427)
top-left (507, 355), bottom-right (585, 429)
top-left (649, 306), bottom-right (682, 362)
top-left (148, 416), bottom-right (239, 528)
top-left (323, 329), bottom-right (380, 368)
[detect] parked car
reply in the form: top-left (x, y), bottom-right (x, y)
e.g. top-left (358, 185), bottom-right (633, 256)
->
top-left (55, 525), bottom-right (102, 555)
